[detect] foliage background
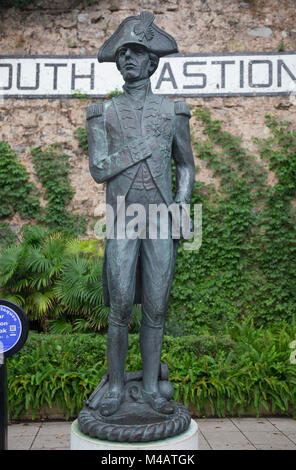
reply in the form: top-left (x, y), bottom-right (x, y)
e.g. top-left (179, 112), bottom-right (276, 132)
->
top-left (7, 321), bottom-right (296, 419)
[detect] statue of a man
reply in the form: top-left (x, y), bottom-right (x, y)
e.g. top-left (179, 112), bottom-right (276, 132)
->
top-left (87, 12), bottom-right (195, 418)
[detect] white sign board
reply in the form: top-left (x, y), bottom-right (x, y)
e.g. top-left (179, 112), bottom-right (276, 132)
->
top-left (0, 52), bottom-right (296, 98)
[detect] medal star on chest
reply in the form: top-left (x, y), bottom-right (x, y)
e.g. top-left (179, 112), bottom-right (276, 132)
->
top-left (145, 114), bottom-right (171, 137)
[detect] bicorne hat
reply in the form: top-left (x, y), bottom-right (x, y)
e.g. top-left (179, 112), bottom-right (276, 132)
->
top-left (98, 11), bottom-right (178, 62)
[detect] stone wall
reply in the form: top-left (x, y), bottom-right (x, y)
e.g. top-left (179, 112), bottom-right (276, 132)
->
top-left (1, 0), bottom-right (296, 235)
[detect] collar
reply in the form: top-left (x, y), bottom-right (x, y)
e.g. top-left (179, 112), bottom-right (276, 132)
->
top-left (123, 79), bottom-right (152, 100)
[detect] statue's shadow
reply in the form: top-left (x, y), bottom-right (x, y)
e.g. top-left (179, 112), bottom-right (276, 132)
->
top-left (78, 364), bottom-right (191, 443)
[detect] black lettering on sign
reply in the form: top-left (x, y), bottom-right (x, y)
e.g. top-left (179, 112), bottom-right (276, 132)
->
top-left (211, 60), bottom-right (235, 88)
top-left (277, 59), bottom-right (296, 87)
top-left (248, 60), bottom-right (272, 88)
top-left (45, 63), bottom-right (67, 90)
top-left (17, 63), bottom-right (40, 90)
top-left (0, 64), bottom-right (12, 90)
top-left (240, 60), bottom-right (244, 88)
top-left (71, 63), bottom-right (95, 90)
top-left (155, 62), bottom-right (177, 90)
top-left (183, 61), bottom-right (207, 89)
top-left (0, 53), bottom-right (295, 98)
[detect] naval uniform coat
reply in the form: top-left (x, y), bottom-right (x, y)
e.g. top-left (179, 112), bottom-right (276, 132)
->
top-left (87, 86), bottom-right (195, 306)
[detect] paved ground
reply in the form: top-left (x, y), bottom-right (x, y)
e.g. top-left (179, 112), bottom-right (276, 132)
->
top-left (7, 417), bottom-right (296, 450)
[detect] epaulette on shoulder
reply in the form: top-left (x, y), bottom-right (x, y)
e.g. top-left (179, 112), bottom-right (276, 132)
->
top-left (174, 101), bottom-right (191, 118)
top-left (86, 102), bottom-right (104, 120)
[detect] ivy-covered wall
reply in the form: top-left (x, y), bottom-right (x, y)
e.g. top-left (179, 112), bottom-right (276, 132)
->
top-left (170, 108), bottom-right (296, 331)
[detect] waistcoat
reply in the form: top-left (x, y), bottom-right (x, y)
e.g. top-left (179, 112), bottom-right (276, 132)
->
top-left (108, 91), bottom-right (175, 205)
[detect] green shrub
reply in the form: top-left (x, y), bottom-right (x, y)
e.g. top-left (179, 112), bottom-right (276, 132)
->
top-left (0, 226), bottom-right (107, 332)
top-left (7, 320), bottom-right (296, 419)
top-left (7, 332), bottom-right (106, 419)
top-left (0, 225), bottom-right (142, 333)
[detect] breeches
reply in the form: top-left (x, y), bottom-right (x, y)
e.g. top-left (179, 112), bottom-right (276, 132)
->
top-left (106, 188), bottom-right (175, 329)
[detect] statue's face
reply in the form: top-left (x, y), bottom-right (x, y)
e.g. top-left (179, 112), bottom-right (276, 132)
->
top-left (116, 44), bottom-right (152, 82)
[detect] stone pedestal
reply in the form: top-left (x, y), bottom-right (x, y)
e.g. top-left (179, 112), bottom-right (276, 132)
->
top-left (70, 419), bottom-right (198, 450)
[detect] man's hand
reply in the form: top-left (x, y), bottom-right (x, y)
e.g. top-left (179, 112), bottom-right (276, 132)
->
top-left (128, 137), bottom-right (152, 162)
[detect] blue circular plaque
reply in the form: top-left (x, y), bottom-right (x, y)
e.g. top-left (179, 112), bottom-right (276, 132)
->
top-left (0, 300), bottom-right (28, 358)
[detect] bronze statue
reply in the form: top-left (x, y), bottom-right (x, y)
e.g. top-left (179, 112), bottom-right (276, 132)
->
top-left (78, 11), bottom-right (195, 442)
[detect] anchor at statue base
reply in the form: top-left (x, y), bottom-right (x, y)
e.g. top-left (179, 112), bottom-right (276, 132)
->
top-left (78, 364), bottom-right (191, 443)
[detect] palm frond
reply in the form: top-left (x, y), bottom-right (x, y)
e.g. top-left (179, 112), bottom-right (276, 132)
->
top-left (64, 238), bottom-right (84, 256)
top-left (84, 304), bottom-right (110, 330)
top-left (24, 247), bottom-right (52, 273)
top-left (0, 292), bottom-right (25, 306)
top-left (54, 255), bottom-right (103, 311)
top-left (48, 318), bottom-right (73, 335)
top-left (21, 224), bottom-right (48, 247)
top-left (25, 290), bottom-right (55, 317)
top-left (0, 244), bottom-right (24, 285)
top-left (72, 318), bottom-right (94, 333)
